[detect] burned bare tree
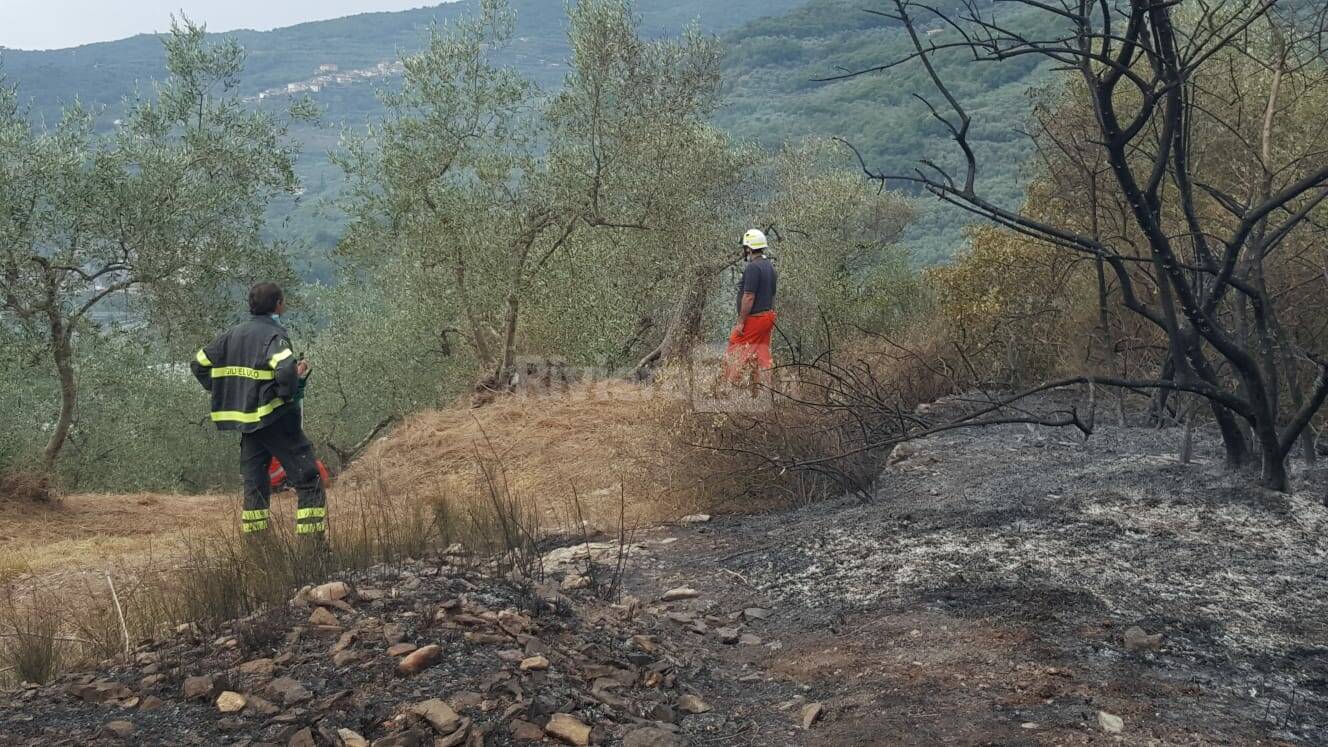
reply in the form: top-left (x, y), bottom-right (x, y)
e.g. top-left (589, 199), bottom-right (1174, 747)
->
top-left (833, 0), bottom-right (1328, 491)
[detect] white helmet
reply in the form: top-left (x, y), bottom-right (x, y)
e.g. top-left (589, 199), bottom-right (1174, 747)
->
top-left (741, 228), bottom-right (768, 251)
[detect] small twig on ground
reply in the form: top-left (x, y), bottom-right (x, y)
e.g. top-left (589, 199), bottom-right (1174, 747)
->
top-left (721, 568), bottom-right (753, 587)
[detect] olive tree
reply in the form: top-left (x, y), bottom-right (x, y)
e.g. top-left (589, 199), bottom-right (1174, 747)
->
top-left (0, 19), bottom-right (304, 475)
top-left (337, 0), bottom-right (728, 391)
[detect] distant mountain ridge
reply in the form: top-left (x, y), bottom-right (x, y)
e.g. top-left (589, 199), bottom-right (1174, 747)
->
top-left (2, 0), bottom-right (1058, 267)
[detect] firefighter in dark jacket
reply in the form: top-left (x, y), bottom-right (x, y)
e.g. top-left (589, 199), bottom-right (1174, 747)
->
top-left (190, 282), bottom-right (327, 539)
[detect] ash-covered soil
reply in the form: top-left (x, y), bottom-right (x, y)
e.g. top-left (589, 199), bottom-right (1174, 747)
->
top-left (4, 392), bottom-right (1326, 746)
top-left (619, 393), bottom-right (1328, 745)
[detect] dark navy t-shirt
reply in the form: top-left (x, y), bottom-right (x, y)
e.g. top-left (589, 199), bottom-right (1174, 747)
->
top-left (736, 256), bottom-right (777, 314)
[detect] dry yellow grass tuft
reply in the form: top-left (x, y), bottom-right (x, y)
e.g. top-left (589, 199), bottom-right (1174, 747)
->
top-left (339, 380), bottom-right (701, 534)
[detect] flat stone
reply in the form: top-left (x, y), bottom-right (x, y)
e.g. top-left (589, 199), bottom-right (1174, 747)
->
top-left (182, 675), bottom-right (215, 700)
top-left (139, 696), bottom-right (164, 711)
top-left (435, 719), bottom-right (470, 747)
top-left (310, 581), bottom-right (352, 605)
top-left (561, 574), bottom-right (591, 591)
top-left (714, 627), bottom-right (740, 645)
top-left (743, 607), bottom-right (772, 621)
top-left (398, 644), bottom-right (442, 675)
top-left (544, 713), bottom-right (592, 745)
top-left (101, 720), bottom-right (136, 739)
top-left (309, 607), bottom-right (340, 627)
top-left (676, 694), bottom-right (711, 714)
top-left (73, 681), bottom-right (134, 703)
top-left (510, 719), bottom-right (544, 742)
top-left (679, 514), bottom-right (711, 524)
top-left (661, 587), bottom-right (700, 602)
top-left (238, 658), bottom-right (275, 676)
top-left (801, 702), bottom-right (824, 729)
top-left (216, 691), bottom-right (247, 713)
top-left (264, 677), bottom-right (312, 706)
top-left (738, 634), bottom-right (763, 646)
top-left (519, 655), bottom-right (550, 671)
top-left (623, 726), bottom-right (687, 747)
top-left (289, 727), bottom-right (316, 747)
top-left (338, 728), bottom-right (370, 747)
top-left (1123, 626), bottom-right (1162, 652)
top-left (387, 642), bottom-right (418, 657)
top-left (382, 623), bottom-right (407, 645)
top-left (1098, 710), bottom-right (1124, 734)
top-left (244, 695), bottom-right (280, 716)
top-left (411, 698), bottom-right (462, 734)
top-left (449, 691), bottom-right (483, 710)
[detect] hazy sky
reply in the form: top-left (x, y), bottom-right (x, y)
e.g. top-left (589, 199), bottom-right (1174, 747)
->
top-left (0, 1), bottom-right (445, 50)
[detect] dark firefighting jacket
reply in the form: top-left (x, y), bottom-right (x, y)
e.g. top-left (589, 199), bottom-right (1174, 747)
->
top-left (190, 315), bottom-right (299, 433)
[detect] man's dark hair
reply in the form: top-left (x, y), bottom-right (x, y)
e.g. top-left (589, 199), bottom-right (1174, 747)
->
top-left (248, 283), bottom-right (284, 316)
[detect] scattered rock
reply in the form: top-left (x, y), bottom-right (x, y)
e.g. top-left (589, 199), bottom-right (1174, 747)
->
top-left (244, 695), bottom-right (280, 717)
top-left (310, 581), bottom-right (352, 606)
top-left (382, 623), bottom-right (407, 645)
top-left (661, 587), bottom-right (700, 602)
top-left (330, 631), bottom-right (358, 655)
top-left (398, 644), bottom-right (442, 675)
top-left (631, 634), bottom-right (658, 653)
top-left (544, 713), bottom-right (592, 745)
top-left (679, 514), bottom-right (711, 524)
top-left (801, 702), bottom-right (824, 729)
top-left (71, 680), bottom-right (133, 703)
top-left (1098, 710), bottom-right (1124, 734)
top-left (338, 728), bottom-right (370, 747)
top-left (738, 633), bottom-right (762, 646)
top-left (216, 691), bottom-right (247, 713)
top-left (623, 726), bottom-right (686, 747)
top-left (1123, 626), bottom-right (1163, 652)
top-left (387, 642), bottom-right (418, 657)
top-left (139, 695), bottom-right (164, 711)
top-left (743, 607), bottom-right (772, 621)
top-left (676, 694), bottom-right (711, 714)
top-left (264, 677), bottom-right (312, 706)
top-left (510, 719), bottom-right (545, 742)
top-left (99, 720), bottom-right (135, 739)
top-left (714, 627), bottom-right (741, 644)
top-left (182, 675), bottom-right (215, 700)
top-left (289, 726), bottom-right (316, 747)
top-left (238, 658), bottom-right (275, 676)
top-left (561, 574), bottom-right (591, 591)
top-left (309, 606), bottom-right (340, 627)
top-left (411, 698), bottom-right (462, 734)
top-left (519, 655), bottom-right (550, 671)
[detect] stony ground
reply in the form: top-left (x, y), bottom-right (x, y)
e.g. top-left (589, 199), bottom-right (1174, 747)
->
top-left (3, 393), bottom-right (1325, 745)
top-left (618, 395), bottom-right (1328, 745)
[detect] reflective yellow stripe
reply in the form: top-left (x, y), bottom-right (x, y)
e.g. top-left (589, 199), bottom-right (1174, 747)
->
top-left (211, 398), bottom-right (285, 424)
top-left (242, 509), bottom-right (271, 521)
top-left (242, 520), bottom-right (269, 533)
top-left (196, 349), bottom-right (213, 367)
top-left (212, 366), bottom-right (276, 381)
top-left (296, 521), bottom-right (326, 535)
top-left (269, 349), bottom-right (294, 369)
top-left (296, 507), bottom-right (327, 520)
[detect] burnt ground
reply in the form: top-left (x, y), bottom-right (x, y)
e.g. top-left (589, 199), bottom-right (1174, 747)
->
top-left (617, 393), bottom-right (1328, 745)
top-left (3, 393), bottom-right (1326, 746)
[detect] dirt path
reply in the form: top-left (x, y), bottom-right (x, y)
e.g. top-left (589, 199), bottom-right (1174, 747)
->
top-left (612, 397), bottom-right (1327, 744)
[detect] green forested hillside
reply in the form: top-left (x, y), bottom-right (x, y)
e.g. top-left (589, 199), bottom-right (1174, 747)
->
top-left (718, 0), bottom-right (1059, 262)
top-left (2, 0), bottom-right (1057, 267)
